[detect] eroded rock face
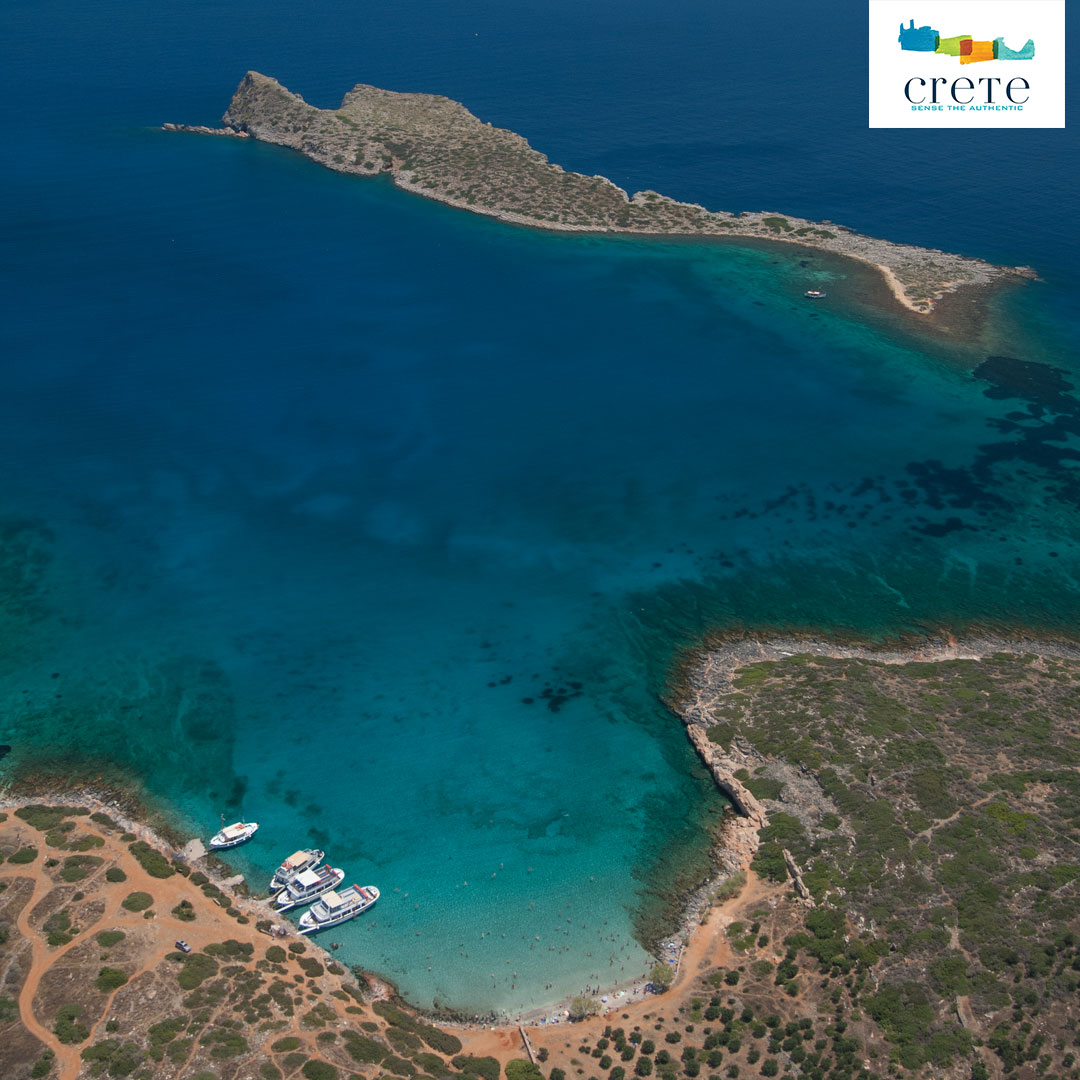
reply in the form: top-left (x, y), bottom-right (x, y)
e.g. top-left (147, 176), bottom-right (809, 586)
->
top-left (177, 71), bottom-right (1036, 315)
top-left (685, 724), bottom-right (767, 829)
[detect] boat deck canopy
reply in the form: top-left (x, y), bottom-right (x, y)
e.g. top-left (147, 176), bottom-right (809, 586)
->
top-left (282, 850), bottom-right (309, 868)
top-left (295, 868), bottom-right (322, 888)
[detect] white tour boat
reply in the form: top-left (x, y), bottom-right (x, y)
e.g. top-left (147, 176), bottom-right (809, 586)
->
top-left (208, 821), bottom-right (259, 850)
top-left (275, 865), bottom-right (346, 911)
top-left (269, 848), bottom-right (325, 893)
top-left (298, 884), bottom-right (379, 934)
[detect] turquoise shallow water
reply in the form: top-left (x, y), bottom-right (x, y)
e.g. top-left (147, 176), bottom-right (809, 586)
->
top-left (2, 0), bottom-right (1079, 1017)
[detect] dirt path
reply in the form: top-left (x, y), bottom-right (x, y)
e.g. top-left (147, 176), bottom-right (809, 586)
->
top-left (456, 869), bottom-right (784, 1065)
top-left (12, 868), bottom-right (84, 1080)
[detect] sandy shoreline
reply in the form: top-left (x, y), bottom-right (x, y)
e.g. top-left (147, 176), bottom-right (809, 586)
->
top-left (6, 629), bottom-right (1078, 1045)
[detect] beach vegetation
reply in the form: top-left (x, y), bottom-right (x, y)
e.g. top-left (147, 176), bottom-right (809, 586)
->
top-left (45, 821), bottom-right (75, 847)
top-left (16, 805), bottom-right (87, 831)
top-left (415, 1052), bottom-right (452, 1075)
top-left (452, 1055), bottom-right (500, 1080)
top-left (128, 840), bottom-right (175, 878)
top-left (570, 996), bottom-right (602, 1019)
top-left (650, 963), bottom-right (675, 990)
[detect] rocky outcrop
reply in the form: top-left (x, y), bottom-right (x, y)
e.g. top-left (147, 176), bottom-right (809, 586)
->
top-left (162, 122), bottom-right (248, 138)
top-left (171, 71), bottom-right (1038, 317)
top-left (782, 848), bottom-right (814, 906)
top-left (685, 725), bottom-right (767, 829)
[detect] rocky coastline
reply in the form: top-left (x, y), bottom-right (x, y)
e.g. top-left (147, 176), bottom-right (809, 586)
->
top-left (166, 71), bottom-right (1038, 320)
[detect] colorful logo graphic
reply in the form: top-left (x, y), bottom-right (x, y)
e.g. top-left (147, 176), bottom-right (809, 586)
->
top-left (898, 18), bottom-right (1035, 63)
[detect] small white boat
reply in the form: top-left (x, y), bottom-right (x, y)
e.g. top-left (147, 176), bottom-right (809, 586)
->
top-left (269, 848), bottom-right (325, 893)
top-left (208, 821), bottom-right (259, 850)
top-left (804, 289), bottom-right (827, 299)
top-left (275, 865), bottom-right (345, 911)
top-left (298, 884), bottom-right (379, 934)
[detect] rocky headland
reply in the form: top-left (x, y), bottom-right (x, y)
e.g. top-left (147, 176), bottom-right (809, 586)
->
top-left (168, 72), bottom-right (1038, 318)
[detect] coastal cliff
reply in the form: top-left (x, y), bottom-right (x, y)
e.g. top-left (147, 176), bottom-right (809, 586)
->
top-left (176, 72), bottom-right (1036, 317)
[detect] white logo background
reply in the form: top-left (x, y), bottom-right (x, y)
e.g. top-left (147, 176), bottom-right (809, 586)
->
top-left (868, 0), bottom-right (1065, 128)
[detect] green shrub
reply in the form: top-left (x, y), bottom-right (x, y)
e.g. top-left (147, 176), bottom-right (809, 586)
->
top-left (95, 967), bottom-right (129, 992)
top-left (9, 847), bottom-right (38, 864)
top-left (30, 1051), bottom-right (54, 1078)
top-left (344, 1033), bottom-right (387, 1064)
top-left (16, 805), bottom-right (87, 831)
top-left (128, 840), bottom-right (176, 878)
top-left (204, 939), bottom-right (253, 959)
top-left (506, 1061), bottom-right (544, 1080)
top-left (121, 891), bottom-right (153, 912)
top-left (415, 1052), bottom-right (452, 1074)
top-left (177, 953), bottom-right (219, 990)
top-left (54, 1004), bottom-right (90, 1044)
top-left (61, 855), bottom-right (103, 882)
top-left (97, 930), bottom-right (125, 947)
top-left (43, 909), bottom-right (71, 935)
top-left (452, 1055), bottom-right (500, 1080)
top-left (148, 1017), bottom-right (186, 1046)
top-left (272, 1037), bottom-right (302, 1052)
top-left (172, 900), bottom-right (197, 922)
top-left (261, 1065), bottom-right (283, 1080)
top-left (105, 867), bottom-right (126, 883)
top-left (200, 1026), bottom-right (248, 1058)
top-left (419, 1025), bottom-right (462, 1055)
top-left (302, 1063), bottom-right (339, 1080)
top-left (266, 945), bottom-right (287, 963)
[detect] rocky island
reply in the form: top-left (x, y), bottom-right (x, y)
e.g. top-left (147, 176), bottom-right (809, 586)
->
top-left (166, 72), bottom-right (1037, 318)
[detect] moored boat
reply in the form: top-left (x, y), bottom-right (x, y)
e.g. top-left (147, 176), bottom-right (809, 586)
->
top-left (269, 848), bottom-right (325, 893)
top-left (275, 865), bottom-right (346, 911)
top-left (209, 821), bottom-right (259, 850)
top-left (804, 289), bottom-right (827, 299)
top-left (298, 884), bottom-right (379, 934)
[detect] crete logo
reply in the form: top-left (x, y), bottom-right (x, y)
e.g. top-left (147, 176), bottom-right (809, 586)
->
top-left (869, 1), bottom-right (1063, 129)
top-left (898, 18), bottom-right (1034, 63)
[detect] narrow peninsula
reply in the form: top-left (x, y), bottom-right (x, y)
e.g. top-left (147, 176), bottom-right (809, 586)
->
top-left (166, 72), bottom-right (1037, 317)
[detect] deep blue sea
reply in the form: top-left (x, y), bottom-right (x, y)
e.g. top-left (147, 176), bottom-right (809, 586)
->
top-left (1, 0), bottom-right (1078, 1016)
